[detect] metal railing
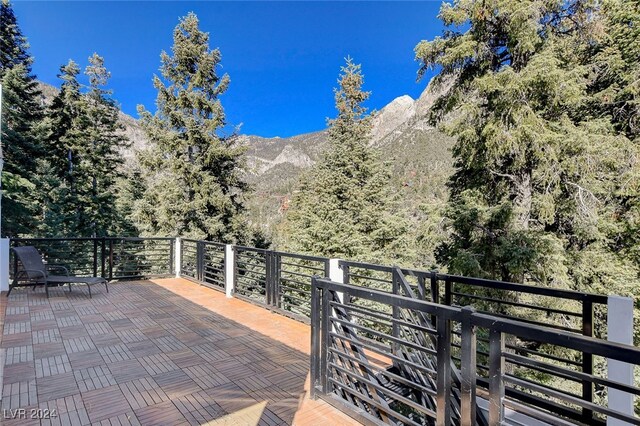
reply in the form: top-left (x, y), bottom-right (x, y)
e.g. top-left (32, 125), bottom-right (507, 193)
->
top-left (340, 260), bottom-right (609, 422)
top-left (181, 242), bottom-right (330, 321)
top-left (10, 237), bottom-right (175, 280)
top-left (311, 276), bottom-right (640, 426)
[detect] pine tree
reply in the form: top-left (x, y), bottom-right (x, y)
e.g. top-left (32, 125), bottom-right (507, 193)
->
top-left (40, 56), bottom-right (128, 237)
top-left (40, 60), bottom-right (84, 236)
top-left (415, 1), bottom-right (640, 292)
top-left (134, 13), bottom-right (249, 242)
top-left (0, 0), bottom-right (30, 72)
top-left (80, 53), bottom-right (129, 236)
top-left (0, 0), bottom-right (44, 236)
top-left (281, 58), bottom-right (409, 263)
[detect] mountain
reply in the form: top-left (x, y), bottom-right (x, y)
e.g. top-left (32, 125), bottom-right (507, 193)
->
top-left (38, 80), bottom-right (455, 263)
top-left (242, 82), bottom-right (455, 255)
top-left (37, 82), bottom-right (148, 166)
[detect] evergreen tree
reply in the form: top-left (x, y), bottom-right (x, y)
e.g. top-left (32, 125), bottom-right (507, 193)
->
top-left (415, 0), bottom-right (640, 293)
top-left (80, 53), bottom-right (129, 236)
top-left (0, 0), bottom-right (44, 236)
top-left (134, 13), bottom-right (249, 242)
top-left (281, 58), bottom-right (408, 263)
top-left (41, 60), bottom-right (84, 236)
top-left (40, 56), bottom-right (128, 237)
top-left (0, 0), bottom-right (30, 72)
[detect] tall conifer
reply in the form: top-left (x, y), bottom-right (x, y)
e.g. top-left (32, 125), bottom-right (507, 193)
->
top-left (40, 56), bottom-right (127, 236)
top-left (0, 0), bottom-right (44, 236)
top-left (135, 13), bottom-right (249, 242)
top-left (281, 58), bottom-right (408, 263)
top-left (415, 1), bottom-right (639, 306)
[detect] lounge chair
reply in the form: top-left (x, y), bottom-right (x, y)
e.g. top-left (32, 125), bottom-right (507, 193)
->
top-left (9, 246), bottom-right (109, 298)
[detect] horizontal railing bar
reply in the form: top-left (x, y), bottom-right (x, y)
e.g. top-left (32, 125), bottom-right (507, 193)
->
top-left (278, 269), bottom-right (315, 280)
top-left (279, 260), bottom-right (326, 271)
top-left (279, 276), bottom-right (311, 288)
top-left (328, 361), bottom-right (438, 418)
top-left (234, 245), bottom-right (270, 254)
top-left (273, 251), bottom-right (329, 263)
top-left (280, 292), bottom-right (309, 305)
top-left (346, 273), bottom-right (392, 285)
top-left (504, 376), bottom-right (640, 424)
top-left (332, 302), bottom-right (436, 335)
top-left (328, 346), bottom-right (437, 397)
top-left (279, 285), bottom-right (310, 297)
top-left (340, 260), bottom-right (608, 304)
top-left (330, 317), bottom-right (438, 356)
top-left (505, 352), bottom-right (640, 395)
top-left (450, 291), bottom-right (582, 317)
top-left (326, 377), bottom-right (425, 426)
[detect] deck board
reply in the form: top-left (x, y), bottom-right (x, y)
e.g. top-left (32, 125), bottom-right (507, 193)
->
top-left (0, 278), bottom-right (359, 425)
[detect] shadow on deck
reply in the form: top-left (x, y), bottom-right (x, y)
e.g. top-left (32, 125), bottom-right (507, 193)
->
top-left (0, 278), bottom-right (358, 425)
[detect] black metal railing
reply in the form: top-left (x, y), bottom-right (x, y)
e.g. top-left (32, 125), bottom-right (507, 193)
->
top-left (180, 238), bottom-right (199, 280)
top-left (179, 239), bottom-right (226, 289)
top-left (10, 237), bottom-right (175, 280)
top-left (311, 276), bottom-right (640, 426)
top-left (340, 259), bottom-right (609, 422)
top-left (179, 243), bottom-right (330, 321)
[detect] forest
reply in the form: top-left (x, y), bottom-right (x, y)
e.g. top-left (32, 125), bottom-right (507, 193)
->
top-left (1, 0), bottom-right (638, 342)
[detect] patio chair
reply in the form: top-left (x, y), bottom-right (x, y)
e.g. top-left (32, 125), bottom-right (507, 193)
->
top-left (9, 246), bottom-right (109, 298)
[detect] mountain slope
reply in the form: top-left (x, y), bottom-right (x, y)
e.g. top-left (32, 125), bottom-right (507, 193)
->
top-left (243, 82), bottom-right (455, 256)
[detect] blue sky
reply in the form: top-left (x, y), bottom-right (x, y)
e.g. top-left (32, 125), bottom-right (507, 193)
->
top-left (13, 1), bottom-right (444, 137)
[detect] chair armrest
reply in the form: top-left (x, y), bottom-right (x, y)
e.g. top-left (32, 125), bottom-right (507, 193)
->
top-left (46, 265), bottom-right (70, 276)
top-left (15, 269), bottom-right (46, 280)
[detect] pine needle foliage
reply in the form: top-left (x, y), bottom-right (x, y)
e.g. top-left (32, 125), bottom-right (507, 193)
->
top-left (40, 56), bottom-right (128, 237)
top-left (0, 0), bottom-right (44, 236)
top-left (281, 58), bottom-right (409, 263)
top-left (415, 0), bottom-right (640, 343)
top-left (134, 13), bottom-right (250, 243)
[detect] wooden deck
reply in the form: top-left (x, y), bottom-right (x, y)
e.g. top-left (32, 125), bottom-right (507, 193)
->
top-left (0, 278), bottom-right (359, 425)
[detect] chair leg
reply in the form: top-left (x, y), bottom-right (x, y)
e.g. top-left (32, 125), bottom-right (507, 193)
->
top-left (68, 284), bottom-right (72, 293)
top-left (88, 284), bottom-right (92, 299)
top-left (45, 283), bottom-right (49, 298)
top-left (105, 281), bottom-right (109, 293)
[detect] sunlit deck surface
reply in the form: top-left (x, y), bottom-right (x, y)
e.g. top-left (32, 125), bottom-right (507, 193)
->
top-left (0, 278), bottom-right (359, 425)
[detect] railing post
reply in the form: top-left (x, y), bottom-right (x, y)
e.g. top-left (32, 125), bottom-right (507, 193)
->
top-left (92, 238), bottom-right (98, 277)
top-left (320, 283), bottom-right (331, 394)
top-left (460, 307), bottom-right (477, 426)
top-left (224, 244), bottom-right (234, 298)
top-left (329, 259), bottom-right (343, 302)
top-left (100, 237), bottom-right (106, 278)
top-left (108, 239), bottom-right (114, 280)
top-left (488, 328), bottom-right (505, 425)
top-left (175, 238), bottom-right (181, 278)
top-left (391, 268), bottom-right (400, 357)
top-left (444, 276), bottom-right (452, 306)
top-left (196, 241), bottom-right (204, 282)
top-left (273, 252), bottom-right (281, 308)
top-left (436, 315), bottom-right (452, 426)
top-left (0, 238), bottom-right (9, 293)
top-left (582, 299), bottom-right (594, 423)
top-left (310, 276), bottom-right (321, 399)
top-left (430, 270), bottom-right (439, 304)
top-left (607, 296), bottom-right (634, 426)
top-left (265, 251), bottom-right (272, 305)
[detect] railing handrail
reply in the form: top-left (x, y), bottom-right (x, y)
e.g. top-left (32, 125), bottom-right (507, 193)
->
top-left (339, 259), bottom-right (608, 304)
top-left (12, 236), bottom-right (176, 242)
top-left (311, 276), bottom-right (640, 425)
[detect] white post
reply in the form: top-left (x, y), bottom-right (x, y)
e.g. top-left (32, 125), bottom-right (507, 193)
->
top-left (329, 258), bottom-right (344, 303)
top-left (225, 244), bottom-right (234, 298)
top-left (0, 238), bottom-right (9, 293)
top-left (607, 295), bottom-right (635, 426)
top-left (174, 238), bottom-right (181, 278)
